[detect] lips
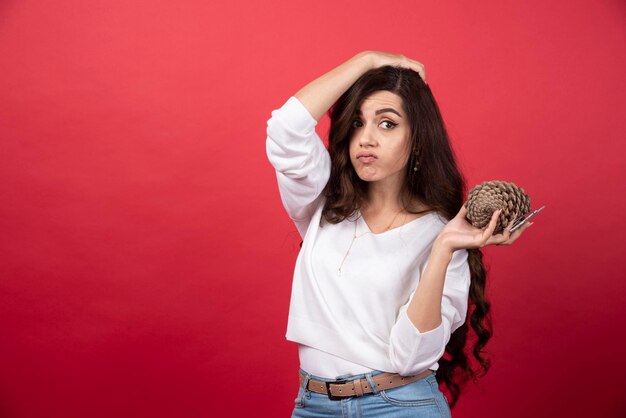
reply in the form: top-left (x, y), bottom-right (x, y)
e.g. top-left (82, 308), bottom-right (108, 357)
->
top-left (356, 152), bottom-right (378, 163)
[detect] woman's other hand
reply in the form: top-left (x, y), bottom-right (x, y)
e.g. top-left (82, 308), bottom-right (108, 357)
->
top-left (361, 50), bottom-right (427, 83)
top-left (434, 205), bottom-right (533, 254)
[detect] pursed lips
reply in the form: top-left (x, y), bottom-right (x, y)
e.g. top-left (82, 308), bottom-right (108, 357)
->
top-left (356, 152), bottom-right (378, 163)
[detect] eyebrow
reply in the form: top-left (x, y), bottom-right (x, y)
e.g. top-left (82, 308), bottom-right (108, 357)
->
top-left (357, 108), bottom-right (403, 118)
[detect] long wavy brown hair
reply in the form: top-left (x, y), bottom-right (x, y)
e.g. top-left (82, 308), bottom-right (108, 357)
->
top-left (321, 66), bottom-right (493, 408)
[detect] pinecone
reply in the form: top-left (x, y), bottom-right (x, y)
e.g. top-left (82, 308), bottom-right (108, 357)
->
top-left (465, 180), bottom-right (531, 234)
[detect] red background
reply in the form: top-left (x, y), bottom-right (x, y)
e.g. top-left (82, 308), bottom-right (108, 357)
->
top-left (1, 0), bottom-right (625, 417)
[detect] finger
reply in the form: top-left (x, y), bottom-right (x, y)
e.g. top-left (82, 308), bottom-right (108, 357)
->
top-left (482, 209), bottom-right (502, 244)
top-left (454, 204), bottom-right (468, 220)
top-left (414, 67), bottom-right (426, 83)
top-left (488, 232), bottom-right (507, 245)
top-left (510, 220), bottom-right (534, 239)
top-left (499, 212), bottom-right (517, 241)
top-left (408, 59), bottom-right (426, 82)
top-left (494, 211), bottom-right (521, 240)
top-left (506, 212), bottom-right (517, 229)
top-left (495, 220), bottom-right (533, 246)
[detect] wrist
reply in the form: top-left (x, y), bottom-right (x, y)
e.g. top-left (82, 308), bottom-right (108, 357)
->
top-left (355, 50), bottom-right (376, 71)
top-left (432, 237), bottom-right (454, 260)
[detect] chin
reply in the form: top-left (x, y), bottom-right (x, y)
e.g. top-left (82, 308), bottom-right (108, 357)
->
top-left (352, 164), bottom-right (381, 182)
top-left (355, 172), bottom-right (379, 182)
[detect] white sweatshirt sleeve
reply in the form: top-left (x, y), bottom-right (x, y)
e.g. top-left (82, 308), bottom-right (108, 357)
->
top-left (266, 97), bottom-right (332, 238)
top-left (388, 248), bottom-right (471, 376)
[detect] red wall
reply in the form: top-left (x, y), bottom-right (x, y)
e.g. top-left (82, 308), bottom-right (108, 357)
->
top-left (1, 0), bottom-right (625, 417)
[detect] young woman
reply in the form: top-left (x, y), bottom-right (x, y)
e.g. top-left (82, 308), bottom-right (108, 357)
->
top-left (266, 51), bottom-right (532, 417)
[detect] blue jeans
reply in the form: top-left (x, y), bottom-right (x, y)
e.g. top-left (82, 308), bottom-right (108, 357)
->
top-left (292, 369), bottom-right (452, 418)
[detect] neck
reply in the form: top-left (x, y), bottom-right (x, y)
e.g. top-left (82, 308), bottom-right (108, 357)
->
top-left (362, 178), bottom-right (406, 213)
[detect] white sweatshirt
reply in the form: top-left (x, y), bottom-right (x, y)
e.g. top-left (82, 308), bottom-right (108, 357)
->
top-left (266, 96), bottom-right (471, 379)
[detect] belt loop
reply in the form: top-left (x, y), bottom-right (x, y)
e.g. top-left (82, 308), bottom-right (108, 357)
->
top-left (365, 372), bottom-right (380, 395)
top-left (353, 378), bottom-right (365, 397)
top-left (301, 371), bottom-right (311, 395)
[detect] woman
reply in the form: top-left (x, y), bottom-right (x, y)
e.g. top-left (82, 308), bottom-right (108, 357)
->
top-left (266, 51), bottom-right (532, 417)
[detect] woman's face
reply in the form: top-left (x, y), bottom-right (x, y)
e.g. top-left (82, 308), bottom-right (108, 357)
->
top-left (349, 90), bottom-right (411, 188)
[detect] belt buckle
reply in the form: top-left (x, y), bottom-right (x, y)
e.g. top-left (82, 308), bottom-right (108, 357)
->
top-left (325, 379), bottom-right (349, 400)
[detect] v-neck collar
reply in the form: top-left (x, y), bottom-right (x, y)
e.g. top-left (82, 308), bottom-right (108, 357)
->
top-left (357, 211), bottom-right (438, 237)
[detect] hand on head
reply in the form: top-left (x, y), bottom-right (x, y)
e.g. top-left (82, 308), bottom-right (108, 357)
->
top-left (363, 50), bottom-right (427, 84)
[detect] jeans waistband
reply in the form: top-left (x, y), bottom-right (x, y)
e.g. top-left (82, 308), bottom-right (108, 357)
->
top-left (298, 368), bottom-right (388, 382)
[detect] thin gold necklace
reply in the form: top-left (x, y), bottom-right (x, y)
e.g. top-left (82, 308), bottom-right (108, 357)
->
top-left (337, 209), bottom-right (404, 276)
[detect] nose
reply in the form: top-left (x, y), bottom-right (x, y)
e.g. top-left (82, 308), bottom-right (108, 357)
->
top-left (354, 123), bottom-right (377, 148)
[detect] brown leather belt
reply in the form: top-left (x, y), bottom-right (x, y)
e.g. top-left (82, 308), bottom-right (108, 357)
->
top-left (299, 369), bottom-right (433, 400)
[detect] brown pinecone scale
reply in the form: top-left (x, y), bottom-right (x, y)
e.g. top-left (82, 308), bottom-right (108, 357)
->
top-left (465, 180), bottom-right (531, 234)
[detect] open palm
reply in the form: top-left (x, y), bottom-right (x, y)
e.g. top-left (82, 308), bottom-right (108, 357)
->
top-left (437, 205), bottom-right (532, 253)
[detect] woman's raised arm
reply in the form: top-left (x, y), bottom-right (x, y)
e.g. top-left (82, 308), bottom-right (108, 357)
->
top-left (294, 51), bottom-right (427, 121)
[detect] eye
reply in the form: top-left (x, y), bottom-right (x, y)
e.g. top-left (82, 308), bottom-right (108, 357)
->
top-left (380, 120), bottom-right (397, 129)
top-left (351, 119), bottom-right (363, 128)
